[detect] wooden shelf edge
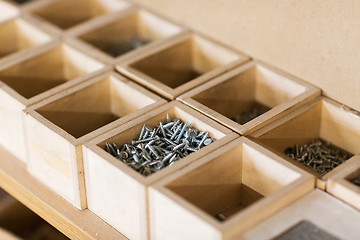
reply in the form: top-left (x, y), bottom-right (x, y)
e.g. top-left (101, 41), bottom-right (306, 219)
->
top-left (0, 145), bottom-right (127, 240)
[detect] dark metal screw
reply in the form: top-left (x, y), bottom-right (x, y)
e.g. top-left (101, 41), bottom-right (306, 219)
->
top-left (284, 139), bottom-right (352, 175)
top-left (215, 213), bottom-right (226, 222)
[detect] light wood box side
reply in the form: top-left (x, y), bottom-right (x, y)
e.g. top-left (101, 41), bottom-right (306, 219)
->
top-left (178, 60), bottom-right (321, 135)
top-left (149, 137), bottom-right (315, 240)
top-left (251, 96), bottom-right (360, 190)
top-left (117, 32), bottom-right (249, 100)
top-left (327, 155), bottom-right (360, 211)
top-left (0, 1), bottom-right (19, 23)
top-left (24, 71), bottom-right (166, 210)
top-left (83, 100), bottom-right (237, 240)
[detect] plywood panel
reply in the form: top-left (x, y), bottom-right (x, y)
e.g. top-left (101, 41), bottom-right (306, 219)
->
top-left (129, 0), bottom-right (360, 111)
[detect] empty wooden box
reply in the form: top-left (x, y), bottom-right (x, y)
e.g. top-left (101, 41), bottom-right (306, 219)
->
top-left (148, 137), bottom-right (315, 240)
top-left (116, 32), bottom-right (249, 100)
top-left (327, 155), bottom-right (360, 211)
top-left (65, 7), bottom-right (186, 65)
top-left (250, 96), bottom-right (360, 190)
top-left (0, 17), bottom-right (53, 65)
top-left (0, 40), bottom-right (108, 162)
top-left (23, 71), bottom-right (166, 210)
top-left (23, 0), bottom-right (131, 32)
top-left (238, 189), bottom-right (360, 240)
top-left (82, 101), bottom-right (238, 240)
top-left (0, 1), bottom-right (19, 23)
top-left (178, 60), bottom-right (321, 135)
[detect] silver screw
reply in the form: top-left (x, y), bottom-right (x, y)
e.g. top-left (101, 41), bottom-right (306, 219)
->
top-left (105, 115), bottom-right (215, 176)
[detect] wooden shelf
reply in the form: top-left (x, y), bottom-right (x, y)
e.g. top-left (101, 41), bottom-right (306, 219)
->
top-left (0, 145), bottom-right (127, 240)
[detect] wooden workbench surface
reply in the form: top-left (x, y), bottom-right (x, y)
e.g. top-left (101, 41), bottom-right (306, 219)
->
top-left (0, 145), bottom-right (127, 240)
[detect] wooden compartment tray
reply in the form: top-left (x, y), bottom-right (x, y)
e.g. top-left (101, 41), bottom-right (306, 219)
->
top-left (250, 96), bottom-right (360, 190)
top-left (0, 16), bottom-right (53, 65)
top-left (0, 39), bottom-right (108, 162)
top-left (24, 71), bottom-right (166, 210)
top-left (148, 137), bottom-right (315, 240)
top-left (237, 189), bottom-right (360, 240)
top-left (22, 0), bottom-right (132, 33)
top-left (116, 32), bottom-right (249, 100)
top-left (327, 155), bottom-right (360, 211)
top-left (66, 6), bottom-right (186, 65)
top-left (178, 60), bottom-right (321, 135)
top-left (83, 101), bottom-right (238, 240)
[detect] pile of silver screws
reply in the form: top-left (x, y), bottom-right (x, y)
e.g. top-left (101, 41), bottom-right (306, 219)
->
top-left (215, 213), bottom-right (226, 222)
top-left (231, 108), bottom-right (267, 125)
top-left (105, 114), bottom-right (214, 176)
top-left (105, 36), bottom-right (150, 57)
top-left (284, 139), bottom-right (351, 174)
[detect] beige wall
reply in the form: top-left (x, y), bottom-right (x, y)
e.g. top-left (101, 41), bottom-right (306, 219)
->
top-left (132, 0), bottom-right (360, 110)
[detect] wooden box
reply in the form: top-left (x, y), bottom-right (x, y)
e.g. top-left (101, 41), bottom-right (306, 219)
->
top-left (327, 155), bottom-right (360, 211)
top-left (148, 137), bottom-right (315, 240)
top-left (65, 7), bottom-right (186, 65)
top-left (0, 40), bottom-right (108, 162)
top-left (0, 17), bottom-right (53, 65)
top-left (116, 32), bottom-right (249, 100)
top-left (238, 189), bottom-right (360, 240)
top-left (0, 1), bottom-right (19, 23)
top-left (178, 60), bottom-right (321, 135)
top-left (82, 101), bottom-right (238, 240)
top-left (23, 71), bottom-right (166, 210)
top-left (23, 0), bottom-right (131, 33)
top-left (250, 96), bottom-right (360, 190)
